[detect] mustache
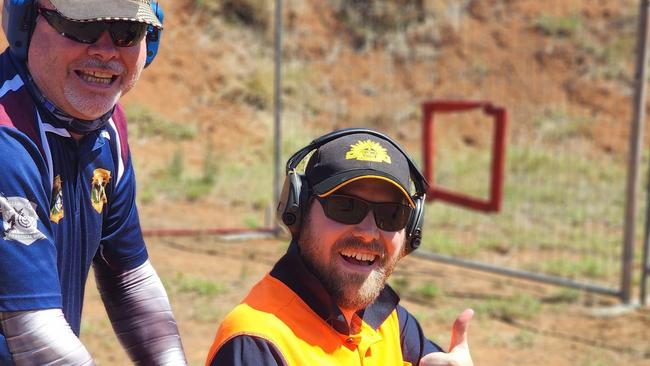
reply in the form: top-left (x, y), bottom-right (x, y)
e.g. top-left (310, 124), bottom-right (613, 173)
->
top-left (334, 237), bottom-right (386, 257)
top-left (77, 59), bottom-right (124, 74)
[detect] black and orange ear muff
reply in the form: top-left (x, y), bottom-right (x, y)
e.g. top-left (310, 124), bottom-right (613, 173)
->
top-left (276, 128), bottom-right (429, 254)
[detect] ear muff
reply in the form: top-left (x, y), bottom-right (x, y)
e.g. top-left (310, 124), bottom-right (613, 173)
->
top-left (2, 0), bottom-right (163, 66)
top-left (145, 1), bottom-right (164, 67)
top-left (405, 195), bottom-right (425, 253)
top-left (277, 128), bottom-right (429, 253)
top-left (3, 0), bottom-right (36, 61)
top-left (276, 169), bottom-right (310, 237)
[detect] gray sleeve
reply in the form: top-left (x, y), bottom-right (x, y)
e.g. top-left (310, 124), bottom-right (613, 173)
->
top-left (94, 259), bottom-right (187, 365)
top-left (0, 309), bottom-right (95, 366)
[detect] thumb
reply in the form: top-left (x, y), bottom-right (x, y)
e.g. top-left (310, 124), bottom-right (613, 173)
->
top-left (448, 308), bottom-right (474, 352)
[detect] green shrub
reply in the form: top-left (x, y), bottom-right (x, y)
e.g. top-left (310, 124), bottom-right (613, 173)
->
top-left (166, 272), bottom-right (226, 297)
top-left (414, 282), bottom-right (440, 300)
top-left (329, 0), bottom-right (428, 49)
top-left (535, 13), bottom-right (582, 37)
top-left (126, 105), bottom-right (196, 141)
top-left (474, 293), bottom-right (541, 323)
top-left (191, 0), bottom-right (270, 31)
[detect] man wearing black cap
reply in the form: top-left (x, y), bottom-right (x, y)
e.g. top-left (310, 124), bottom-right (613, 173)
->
top-left (0, 0), bottom-right (186, 364)
top-left (206, 129), bottom-right (473, 366)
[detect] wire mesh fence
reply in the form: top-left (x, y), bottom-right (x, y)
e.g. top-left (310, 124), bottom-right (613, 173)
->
top-left (278, 0), bottom-right (647, 295)
top-left (123, 0), bottom-right (650, 299)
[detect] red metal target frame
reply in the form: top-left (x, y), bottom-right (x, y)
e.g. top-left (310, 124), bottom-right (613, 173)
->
top-left (422, 100), bottom-right (507, 212)
top-left (415, 100), bottom-right (621, 298)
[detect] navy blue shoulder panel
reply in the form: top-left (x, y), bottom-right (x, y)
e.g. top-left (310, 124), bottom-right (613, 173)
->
top-left (397, 304), bottom-right (444, 364)
top-left (209, 335), bottom-right (288, 366)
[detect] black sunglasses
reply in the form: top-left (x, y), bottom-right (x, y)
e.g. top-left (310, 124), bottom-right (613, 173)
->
top-left (37, 7), bottom-right (148, 48)
top-left (316, 194), bottom-right (413, 232)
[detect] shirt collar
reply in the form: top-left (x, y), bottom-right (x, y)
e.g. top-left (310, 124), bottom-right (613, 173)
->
top-left (270, 241), bottom-right (401, 335)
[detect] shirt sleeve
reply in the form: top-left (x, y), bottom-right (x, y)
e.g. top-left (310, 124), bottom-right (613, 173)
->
top-left (95, 147), bottom-right (148, 273)
top-left (209, 335), bottom-right (288, 366)
top-left (0, 127), bottom-right (61, 311)
top-left (397, 304), bottom-right (444, 364)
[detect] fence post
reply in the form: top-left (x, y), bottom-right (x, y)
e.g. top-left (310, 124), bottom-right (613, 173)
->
top-left (273, 0), bottom-right (284, 234)
top-left (623, 0), bottom-right (650, 304)
top-left (642, 166), bottom-right (650, 305)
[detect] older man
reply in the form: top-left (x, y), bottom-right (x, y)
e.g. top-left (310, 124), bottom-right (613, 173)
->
top-left (0, 0), bottom-right (186, 364)
top-left (206, 129), bottom-right (473, 366)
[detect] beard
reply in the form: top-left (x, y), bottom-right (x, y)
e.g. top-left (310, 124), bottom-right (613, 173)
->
top-left (298, 223), bottom-right (403, 311)
top-left (64, 82), bottom-right (121, 118)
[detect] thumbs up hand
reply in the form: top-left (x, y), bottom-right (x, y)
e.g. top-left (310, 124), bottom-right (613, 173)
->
top-left (419, 309), bottom-right (474, 366)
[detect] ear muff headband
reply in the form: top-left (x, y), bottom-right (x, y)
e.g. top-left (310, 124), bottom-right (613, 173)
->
top-left (278, 127), bottom-right (429, 253)
top-left (2, 0), bottom-right (164, 67)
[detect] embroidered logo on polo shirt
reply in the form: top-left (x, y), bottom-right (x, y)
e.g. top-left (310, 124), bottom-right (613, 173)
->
top-left (345, 139), bottom-right (392, 164)
top-left (50, 175), bottom-right (64, 223)
top-left (0, 195), bottom-right (46, 245)
top-left (91, 169), bottom-right (111, 214)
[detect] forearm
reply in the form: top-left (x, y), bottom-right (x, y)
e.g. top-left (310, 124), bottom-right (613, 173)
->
top-left (0, 309), bottom-right (94, 366)
top-left (95, 260), bottom-right (187, 365)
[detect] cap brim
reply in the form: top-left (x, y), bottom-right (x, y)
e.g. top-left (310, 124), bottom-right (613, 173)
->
top-left (51, 0), bottom-right (163, 28)
top-left (314, 171), bottom-right (415, 207)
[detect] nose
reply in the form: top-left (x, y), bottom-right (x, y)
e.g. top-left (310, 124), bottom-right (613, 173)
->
top-left (87, 31), bottom-right (119, 61)
top-left (353, 209), bottom-right (380, 242)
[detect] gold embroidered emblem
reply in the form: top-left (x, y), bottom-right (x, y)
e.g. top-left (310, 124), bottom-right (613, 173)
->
top-left (91, 169), bottom-right (111, 214)
top-left (50, 175), bottom-right (64, 223)
top-left (345, 139), bottom-right (392, 164)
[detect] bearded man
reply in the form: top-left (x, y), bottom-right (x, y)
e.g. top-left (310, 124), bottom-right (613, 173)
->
top-left (206, 129), bottom-right (473, 366)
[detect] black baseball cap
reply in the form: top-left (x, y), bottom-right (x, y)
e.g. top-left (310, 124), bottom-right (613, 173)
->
top-left (305, 132), bottom-right (415, 207)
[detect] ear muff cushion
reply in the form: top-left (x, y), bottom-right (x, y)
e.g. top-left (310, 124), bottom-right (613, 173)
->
top-left (295, 174), bottom-right (311, 230)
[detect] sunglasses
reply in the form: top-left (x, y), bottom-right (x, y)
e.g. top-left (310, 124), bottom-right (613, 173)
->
top-left (38, 7), bottom-right (149, 48)
top-left (316, 194), bottom-right (413, 232)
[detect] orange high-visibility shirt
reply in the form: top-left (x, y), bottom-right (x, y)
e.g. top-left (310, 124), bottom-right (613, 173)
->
top-left (206, 243), bottom-right (442, 365)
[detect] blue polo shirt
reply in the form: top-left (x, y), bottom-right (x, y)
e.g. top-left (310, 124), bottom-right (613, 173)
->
top-left (208, 242), bottom-right (443, 365)
top-left (0, 50), bottom-right (148, 363)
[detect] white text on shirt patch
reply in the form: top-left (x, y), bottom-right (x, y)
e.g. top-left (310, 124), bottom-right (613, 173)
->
top-left (0, 195), bottom-right (46, 245)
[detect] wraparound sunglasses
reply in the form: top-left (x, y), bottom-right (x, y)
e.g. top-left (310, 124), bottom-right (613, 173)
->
top-left (38, 7), bottom-right (149, 48)
top-left (316, 194), bottom-right (412, 232)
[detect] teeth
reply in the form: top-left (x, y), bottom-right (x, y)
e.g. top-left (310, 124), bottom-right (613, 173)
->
top-left (340, 250), bottom-right (377, 263)
top-left (79, 73), bottom-right (113, 85)
top-left (78, 70), bottom-right (116, 85)
top-left (86, 70), bottom-right (114, 78)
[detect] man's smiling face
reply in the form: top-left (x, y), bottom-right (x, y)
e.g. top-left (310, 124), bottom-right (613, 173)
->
top-left (27, 0), bottom-right (147, 120)
top-left (298, 178), bottom-right (408, 312)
